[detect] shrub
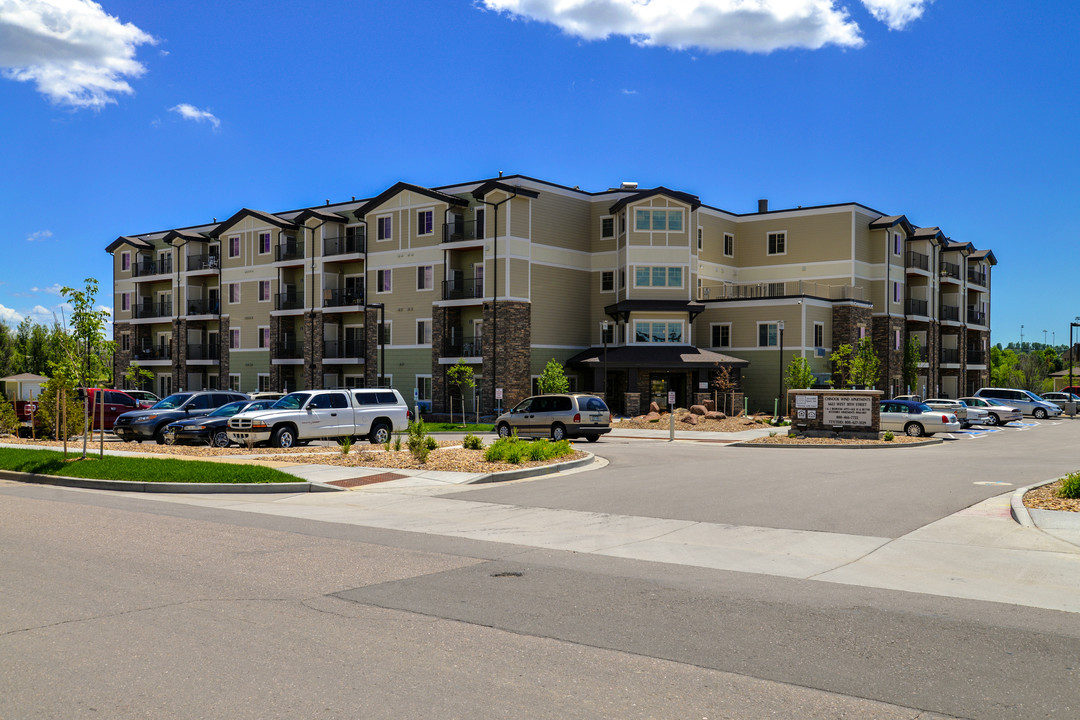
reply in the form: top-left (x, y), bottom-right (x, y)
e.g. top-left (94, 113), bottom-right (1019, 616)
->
top-left (425, 435), bottom-right (438, 450)
top-left (0, 394), bottom-right (19, 435)
top-left (405, 419), bottom-right (435, 463)
top-left (1059, 472), bottom-right (1080, 499)
top-left (525, 439), bottom-right (551, 462)
top-left (462, 433), bottom-right (483, 450)
top-left (883, 431), bottom-right (895, 442)
top-left (503, 442), bottom-right (525, 464)
top-left (392, 434), bottom-right (403, 452)
top-left (483, 436), bottom-right (573, 464)
top-left (339, 436), bottom-right (352, 455)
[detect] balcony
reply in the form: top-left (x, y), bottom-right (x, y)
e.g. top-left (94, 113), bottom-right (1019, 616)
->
top-left (942, 261), bottom-right (961, 280)
top-left (918, 346), bottom-right (929, 362)
top-left (442, 277), bottom-right (484, 301)
top-left (444, 334), bottom-right (483, 357)
top-left (942, 304), bottom-right (960, 322)
top-left (701, 280), bottom-right (867, 302)
top-left (275, 240), bottom-right (304, 262)
top-left (324, 288), bottom-right (364, 308)
top-left (323, 340), bottom-right (364, 359)
top-left (133, 300), bottom-right (172, 319)
top-left (186, 298), bottom-right (219, 316)
top-left (967, 268), bottom-right (987, 286)
top-left (941, 347), bottom-right (960, 364)
top-left (967, 309), bottom-right (986, 325)
top-left (132, 258), bottom-right (164, 277)
top-left (905, 250), bottom-right (929, 272)
top-left (443, 219), bottom-right (483, 244)
top-left (968, 349), bottom-right (986, 365)
top-left (187, 253), bottom-right (220, 271)
top-left (324, 235), bottom-right (365, 256)
top-left (186, 343), bottom-right (220, 361)
top-left (275, 291), bottom-right (304, 311)
top-left (276, 341), bottom-right (305, 359)
top-left (905, 298), bottom-right (928, 316)
top-left (133, 344), bottom-right (171, 361)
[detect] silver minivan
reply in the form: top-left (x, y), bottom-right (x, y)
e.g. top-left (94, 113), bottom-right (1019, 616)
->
top-left (495, 393), bottom-right (611, 442)
top-left (972, 387), bottom-right (1062, 419)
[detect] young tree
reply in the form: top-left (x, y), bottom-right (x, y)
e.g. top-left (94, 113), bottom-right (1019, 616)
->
top-left (59, 278), bottom-right (113, 458)
top-left (785, 356), bottom-right (815, 391)
top-left (0, 392), bottom-right (19, 436)
top-left (712, 364), bottom-right (736, 415)
top-left (829, 343), bottom-right (854, 387)
top-left (446, 359), bottom-right (475, 424)
top-left (1016, 351), bottom-right (1050, 393)
top-left (124, 362), bottom-right (154, 391)
top-left (851, 337), bottom-right (881, 388)
top-left (902, 335), bottom-right (921, 393)
top-left (537, 358), bottom-right (569, 394)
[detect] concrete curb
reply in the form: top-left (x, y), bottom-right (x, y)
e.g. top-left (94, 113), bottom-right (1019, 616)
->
top-left (729, 438), bottom-right (943, 449)
top-left (1010, 476), bottom-right (1067, 528)
top-left (0, 469), bottom-right (342, 494)
top-left (466, 452), bottom-right (596, 484)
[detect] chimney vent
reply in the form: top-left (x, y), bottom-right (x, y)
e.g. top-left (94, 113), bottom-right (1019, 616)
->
top-left (621, 181), bottom-right (639, 190)
top-left (758, 199), bottom-right (769, 213)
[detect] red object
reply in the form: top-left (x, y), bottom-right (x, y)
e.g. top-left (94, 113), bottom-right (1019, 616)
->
top-left (84, 388), bottom-right (140, 430)
top-left (573, 412), bottom-right (581, 423)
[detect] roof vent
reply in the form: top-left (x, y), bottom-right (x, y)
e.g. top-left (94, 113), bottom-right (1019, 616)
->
top-left (758, 199), bottom-right (769, 213)
top-left (621, 181), bottom-right (638, 190)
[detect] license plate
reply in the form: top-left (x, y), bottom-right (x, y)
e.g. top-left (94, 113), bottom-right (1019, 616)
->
top-left (590, 414), bottom-right (602, 421)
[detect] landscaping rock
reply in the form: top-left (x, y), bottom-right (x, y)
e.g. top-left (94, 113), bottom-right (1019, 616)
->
top-left (690, 404), bottom-right (708, 416)
top-left (682, 414), bottom-right (699, 425)
top-left (649, 401), bottom-right (660, 414)
top-left (703, 400), bottom-right (715, 411)
top-left (643, 412), bottom-right (661, 422)
top-left (705, 411), bottom-right (726, 420)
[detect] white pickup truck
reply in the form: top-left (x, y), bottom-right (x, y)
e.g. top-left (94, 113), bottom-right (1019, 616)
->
top-left (226, 388), bottom-right (410, 448)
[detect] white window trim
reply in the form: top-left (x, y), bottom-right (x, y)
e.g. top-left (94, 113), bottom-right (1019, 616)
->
top-left (376, 214), bottom-right (393, 242)
top-left (229, 235), bottom-right (241, 258)
top-left (766, 231), bottom-right (787, 257)
top-left (230, 328), bottom-right (241, 350)
top-left (723, 232), bottom-right (735, 258)
top-left (257, 325), bottom-right (270, 349)
top-left (343, 374), bottom-right (364, 388)
top-left (631, 265), bottom-right (686, 290)
top-left (600, 270), bottom-right (614, 293)
top-left (229, 282), bottom-right (241, 304)
top-left (416, 265), bottom-right (434, 292)
top-left (416, 208), bottom-right (435, 237)
top-left (600, 215), bottom-right (615, 239)
top-left (258, 280), bottom-right (271, 303)
top-left (121, 292), bottom-right (130, 312)
top-left (257, 231), bottom-right (271, 256)
top-left (633, 207), bottom-right (685, 234)
top-left (229, 373), bottom-right (241, 391)
top-left (376, 268), bottom-right (392, 294)
top-left (814, 321), bottom-right (825, 348)
top-left (893, 232), bottom-right (903, 256)
top-left (377, 372), bottom-right (393, 389)
top-left (757, 321), bottom-right (779, 347)
top-left (121, 251), bottom-right (131, 272)
top-left (256, 372), bottom-right (270, 392)
top-left (416, 374), bottom-right (433, 401)
top-left (416, 318), bottom-right (432, 346)
top-left (710, 322), bottom-right (732, 348)
top-left (632, 319), bottom-right (686, 345)
top-left (697, 227), bottom-right (703, 251)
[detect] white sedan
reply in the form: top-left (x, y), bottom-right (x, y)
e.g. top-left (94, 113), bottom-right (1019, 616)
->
top-left (881, 400), bottom-right (961, 437)
top-left (924, 398), bottom-right (990, 428)
top-left (958, 397), bottom-right (1023, 425)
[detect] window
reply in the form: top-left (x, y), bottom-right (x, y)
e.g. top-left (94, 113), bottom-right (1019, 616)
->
top-left (814, 322), bottom-right (824, 347)
top-left (634, 208), bottom-right (684, 232)
top-left (377, 269), bottom-right (391, 293)
top-left (258, 232), bottom-right (271, 254)
top-left (229, 236), bottom-right (240, 257)
top-left (619, 269), bottom-right (626, 288)
top-left (230, 374), bottom-right (241, 391)
top-left (377, 215), bottom-right (392, 241)
top-left (697, 228), bottom-right (702, 251)
top-left (619, 214), bottom-right (626, 234)
top-left (417, 265), bottom-right (433, 291)
top-left (121, 292), bottom-right (130, 311)
top-left (893, 281), bottom-right (901, 303)
top-left (893, 233), bottom-right (902, 256)
top-left (601, 271), bottom-right (614, 292)
top-left (724, 233), bottom-right (734, 257)
top-left (378, 321), bottom-right (391, 345)
top-left (475, 208), bottom-right (485, 238)
top-left (229, 283), bottom-right (240, 303)
top-left (711, 324), bottom-right (731, 348)
top-left (257, 373), bottom-right (269, 392)
top-left (230, 328), bottom-right (241, 349)
top-left (767, 232), bottom-right (786, 255)
top-left (601, 217), bottom-right (614, 239)
top-left (416, 319), bottom-right (431, 345)
top-left (758, 323), bottom-right (778, 347)
top-left (259, 280), bottom-right (270, 301)
top-left (121, 333), bottom-right (130, 351)
top-left (121, 252), bottom-right (130, 271)
top-left (634, 321), bottom-right (683, 344)
top-left (417, 210), bottom-right (433, 236)
top-left (633, 266), bottom-right (684, 288)
top-left (417, 375), bottom-right (432, 401)
top-left (259, 327), bottom-right (269, 348)
top-left (894, 329), bottom-right (902, 351)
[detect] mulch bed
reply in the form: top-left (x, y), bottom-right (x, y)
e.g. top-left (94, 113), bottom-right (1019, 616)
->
top-left (744, 435), bottom-right (928, 446)
top-left (614, 411), bottom-right (768, 433)
top-left (1023, 479), bottom-right (1080, 512)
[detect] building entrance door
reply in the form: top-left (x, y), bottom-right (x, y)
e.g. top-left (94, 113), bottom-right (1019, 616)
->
top-left (650, 373), bottom-right (686, 410)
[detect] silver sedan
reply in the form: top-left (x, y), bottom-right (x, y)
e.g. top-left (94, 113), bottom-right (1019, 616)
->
top-left (880, 400), bottom-right (961, 437)
top-left (958, 397), bottom-right (1023, 426)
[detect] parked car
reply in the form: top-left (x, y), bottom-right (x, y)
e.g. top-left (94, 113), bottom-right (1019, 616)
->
top-left (247, 391), bottom-right (285, 402)
top-left (879, 399), bottom-right (961, 437)
top-left (1040, 392), bottom-right (1080, 411)
top-left (124, 389), bottom-right (160, 409)
top-left (922, 398), bottom-right (989, 428)
top-left (227, 388), bottom-right (411, 448)
top-left (113, 391), bottom-right (250, 443)
top-left (893, 394), bottom-right (923, 403)
top-left (972, 388), bottom-right (1062, 419)
top-left (958, 396), bottom-right (1023, 426)
top-left (495, 393), bottom-right (611, 442)
top-left (84, 388), bottom-right (140, 430)
top-left (1060, 386), bottom-right (1080, 397)
top-left (163, 399), bottom-right (278, 447)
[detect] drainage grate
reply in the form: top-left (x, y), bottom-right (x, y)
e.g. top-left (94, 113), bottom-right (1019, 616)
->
top-left (326, 472), bottom-right (407, 488)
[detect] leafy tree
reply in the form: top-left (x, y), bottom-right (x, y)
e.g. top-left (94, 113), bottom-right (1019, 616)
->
top-left (446, 359), bottom-right (475, 423)
top-left (0, 392), bottom-right (19, 435)
top-left (537, 358), bottom-right (569, 394)
top-left (851, 337), bottom-right (881, 388)
top-left (829, 343), bottom-right (854, 387)
top-left (991, 347), bottom-right (1021, 387)
top-left (1016, 352), bottom-right (1050, 393)
top-left (902, 335), bottom-right (921, 393)
top-left (32, 378), bottom-right (83, 441)
top-left (785, 356), bottom-right (815, 391)
top-left (124, 362), bottom-right (154, 391)
top-left (59, 278), bottom-right (113, 457)
top-left (712, 364), bottom-right (737, 415)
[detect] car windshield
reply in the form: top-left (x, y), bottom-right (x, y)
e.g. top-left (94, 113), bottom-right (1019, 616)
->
top-left (152, 393), bottom-right (192, 410)
top-left (1024, 391), bottom-right (1045, 401)
top-left (207, 401), bottom-right (246, 418)
top-left (271, 392), bottom-right (310, 410)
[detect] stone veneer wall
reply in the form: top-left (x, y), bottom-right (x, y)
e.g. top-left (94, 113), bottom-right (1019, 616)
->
top-left (302, 312), bottom-right (323, 389)
top-left (831, 303), bottom-right (872, 386)
top-left (269, 315), bottom-right (282, 392)
top-left (482, 300), bottom-right (530, 412)
top-left (218, 316), bottom-right (230, 388)
top-left (365, 308), bottom-right (381, 387)
top-left (872, 316), bottom-right (906, 395)
top-left (431, 306), bottom-right (464, 413)
top-left (172, 318), bottom-right (187, 390)
top-left (114, 322), bottom-right (133, 388)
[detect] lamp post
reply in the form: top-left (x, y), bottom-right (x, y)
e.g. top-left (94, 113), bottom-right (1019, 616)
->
top-left (777, 320), bottom-right (785, 413)
top-left (600, 320), bottom-right (609, 400)
top-left (1020, 324), bottom-right (1024, 350)
top-left (1070, 318), bottom-right (1080, 396)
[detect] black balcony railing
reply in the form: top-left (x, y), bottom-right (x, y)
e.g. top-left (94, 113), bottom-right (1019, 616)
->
top-left (905, 298), bottom-right (928, 316)
top-left (186, 298), bottom-right (219, 315)
top-left (942, 261), bottom-right (960, 280)
top-left (323, 340), bottom-right (364, 359)
top-left (968, 349), bottom-right (986, 365)
top-left (275, 291), bottom-right (304, 310)
top-left (905, 251), bottom-right (929, 271)
top-left (186, 343), bottom-right (220, 360)
top-left (445, 334), bottom-right (483, 357)
top-left (442, 219), bottom-right (483, 243)
top-left (276, 341), bottom-right (304, 359)
top-left (942, 305), bottom-right (960, 322)
top-left (187, 253), bottom-right (220, 271)
top-left (967, 268), bottom-right (987, 286)
top-left (324, 288), bottom-right (364, 307)
top-left (324, 235), bottom-right (365, 256)
top-left (442, 277), bottom-right (484, 300)
top-left (133, 259), bottom-right (157, 277)
top-left (941, 347), bottom-right (960, 364)
top-left (275, 240), bottom-right (304, 261)
top-left (133, 344), bottom-right (171, 360)
top-left (967, 309), bottom-right (986, 325)
top-left (133, 300), bottom-right (172, 319)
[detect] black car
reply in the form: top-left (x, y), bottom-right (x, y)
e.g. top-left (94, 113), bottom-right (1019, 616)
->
top-left (163, 399), bottom-right (278, 447)
top-left (112, 391), bottom-right (250, 444)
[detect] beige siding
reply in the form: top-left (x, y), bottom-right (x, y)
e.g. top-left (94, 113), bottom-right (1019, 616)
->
top-left (736, 209), bottom-right (853, 267)
top-left (530, 264), bottom-right (590, 346)
top-left (529, 191), bottom-right (592, 251)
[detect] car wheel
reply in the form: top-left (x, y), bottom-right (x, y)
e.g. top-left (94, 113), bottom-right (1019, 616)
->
top-left (369, 422), bottom-right (391, 445)
top-left (585, 434), bottom-right (599, 443)
top-left (154, 427), bottom-right (167, 445)
top-left (904, 422), bottom-right (925, 437)
top-left (212, 430), bottom-right (230, 448)
top-left (985, 413), bottom-right (999, 426)
top-left (271, 426), bottom-right (296, 448)
top-left (1034, 408), bottom-right (1048, 419)
top-left (551, 423), bottom-right (567, 441)
top-left (164, 433), bottom-right (176, 446)
top-left (497, 423), bottom-right (512, 439)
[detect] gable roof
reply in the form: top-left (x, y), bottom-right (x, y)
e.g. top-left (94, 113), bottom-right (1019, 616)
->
top-left (356, 182), bottom-right (469, 218)
top-left (869, 215), bottom-right (915, 234)
top-left (470, 180), bottom-right (541, 201)
top-left (969, 248), bottom-right (998, 265)
top-left (208, 208), bottom-right (298, 238)
top-left (943, 240), bottom-right (974, 254)
top-left (910, 226), bottom-right (946, 243)
top-left (609, 186), bottom-right (701, 214)
top-left (162, 229), bottom-right (211, 243)
top-left (105, 236), bottom-right (152, 253)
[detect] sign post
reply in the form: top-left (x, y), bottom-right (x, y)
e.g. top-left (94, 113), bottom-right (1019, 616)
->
top-left (668, 390), bottom-right (676, 441)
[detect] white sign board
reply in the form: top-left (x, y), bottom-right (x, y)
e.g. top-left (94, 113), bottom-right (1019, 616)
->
top-left (495, 387), bottom-right (503, 400)
top-left (822, 395), bottom-right (873, 427)
top-left (668, 391), bottom-right (676, 405)
top-left (794, 394), bottom-right (817, 409)
top-left (698, 381), bottom-right (708, 390)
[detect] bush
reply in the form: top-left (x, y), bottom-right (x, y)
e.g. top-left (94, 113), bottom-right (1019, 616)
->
top-left (1059, 472), bottom-right (1080, 499)
top-left (405, 419), bottom-right (436, 463)
top-left (339, 436), bottom-right (352, 454)
top-left (462, 433), bottom-right (483, 450)
top-left (483, 436), bottom-right (573, 465)
top-left (883, 431), bottom-right (895, 442)
top-left (425, 435), bottom-right (438, 450)
top-left (0, 394), bottom-right (19, 435)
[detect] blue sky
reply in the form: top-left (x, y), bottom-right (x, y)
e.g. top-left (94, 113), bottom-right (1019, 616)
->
top-left (2, 0), bottom-right (1077, 347)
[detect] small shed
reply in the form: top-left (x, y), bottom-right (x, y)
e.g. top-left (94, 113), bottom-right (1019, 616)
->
top-left (1, 373), bottom-right (48, 402)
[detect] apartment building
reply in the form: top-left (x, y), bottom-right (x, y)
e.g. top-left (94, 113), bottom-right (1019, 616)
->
top-left (108, 175), bottom-right (995, 414)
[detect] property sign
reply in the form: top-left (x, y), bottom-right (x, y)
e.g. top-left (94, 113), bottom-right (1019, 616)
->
top-left (698, 381), bottom-right (708, 390)
top-left (495, 388), bottom-right (503, 400)
top-left (667, 391), bottom-right (676, 405)
top-left (823, 395), bottom-right (873, 427)
top-left (794, 394), bottom-right (817, 409)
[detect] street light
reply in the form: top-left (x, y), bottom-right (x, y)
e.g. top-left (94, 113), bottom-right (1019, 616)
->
top-left (777, 320), bottom-right (785, 413)
top-left (600, 320), bottom-right (609, 400)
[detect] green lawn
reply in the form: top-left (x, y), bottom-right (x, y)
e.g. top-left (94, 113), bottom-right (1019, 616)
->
top-left (421, 423), bottom-right (495, 433)
top-left (0, 448), bottom-right (297, 484)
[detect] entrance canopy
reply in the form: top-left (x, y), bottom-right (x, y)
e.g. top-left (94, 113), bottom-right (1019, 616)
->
top-left (566, 345), bottom-right (748, 370)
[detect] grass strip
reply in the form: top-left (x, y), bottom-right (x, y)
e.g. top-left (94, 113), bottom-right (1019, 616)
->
top-left (0, 448), bottom-right (297, 484)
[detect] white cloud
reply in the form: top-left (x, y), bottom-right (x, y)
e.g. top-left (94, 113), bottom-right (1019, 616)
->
top-left (25, 229), bottom-right (53, 241)
top-left (31, 283), bottom-right (64, 295)
top-left (0, 303), bottom-right (24, 325)
top-left (29, 304), bottom-right (57, 325)
top-left (621, 88), bottom-right (637, 95)
top-left (479, 0), bottom-right (930, 53)
top-left (169, 103), bottom-right (220, 130)
top-left (0, 0), bottom-right (155, 109)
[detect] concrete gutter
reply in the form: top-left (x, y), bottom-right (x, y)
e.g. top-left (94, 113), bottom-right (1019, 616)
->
top-left (1010, 476), bottom-right (1080, 529)
top-left (0, 469), bottom-right (342, 494)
